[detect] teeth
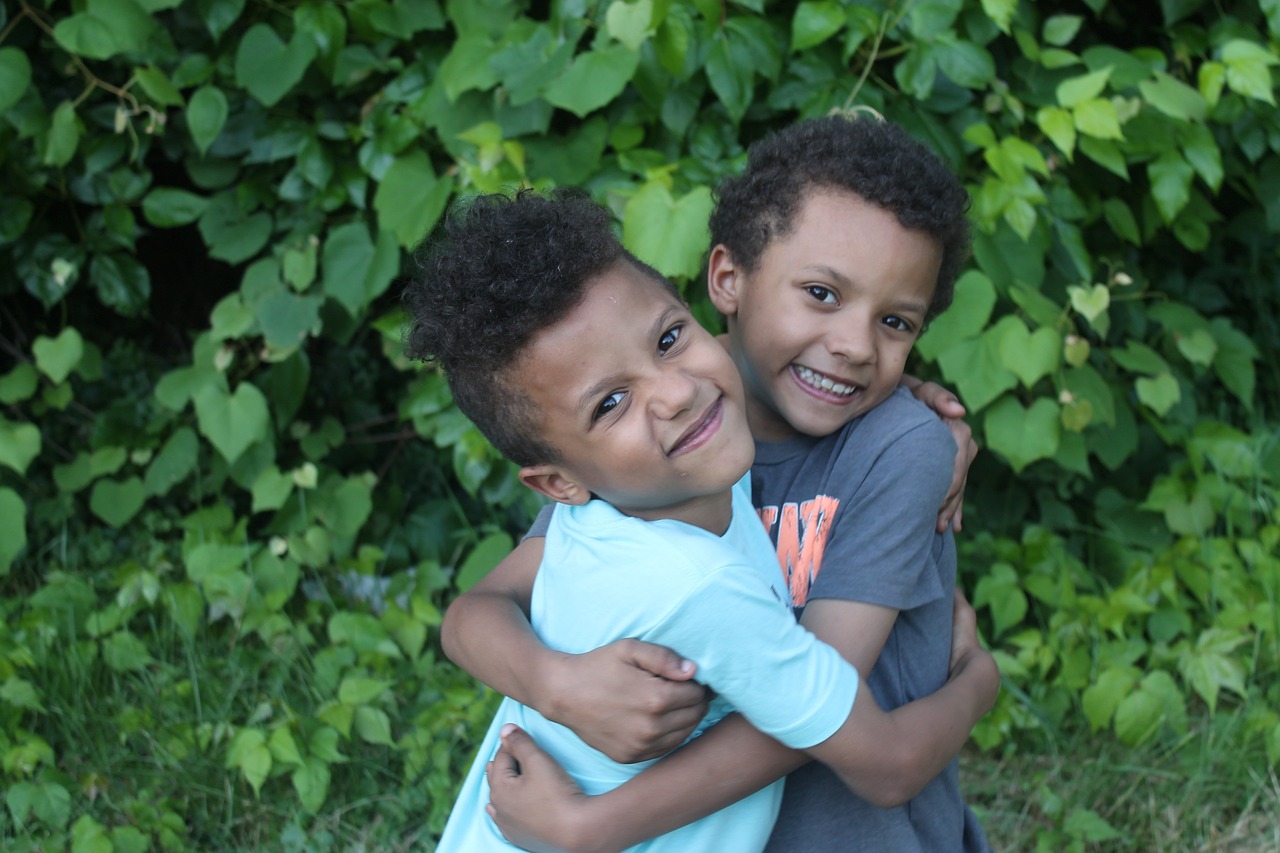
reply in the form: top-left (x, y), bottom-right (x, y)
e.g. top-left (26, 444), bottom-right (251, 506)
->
top-left (796, 366), bottom-right (857, 396)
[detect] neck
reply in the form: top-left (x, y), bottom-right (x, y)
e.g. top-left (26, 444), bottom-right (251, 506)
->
top-left (617, 490), bottom-right (735, 536)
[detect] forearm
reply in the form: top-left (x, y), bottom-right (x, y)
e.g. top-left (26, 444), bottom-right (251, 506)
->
top-left (821, 648), bottom-right (998, 807)
top-left (564, 715), bottom-right (807, 853)
top-left (441, 590), bottom-right (567, 713)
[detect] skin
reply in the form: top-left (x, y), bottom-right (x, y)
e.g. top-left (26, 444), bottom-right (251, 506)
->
top-left (512, 262), bottom-right (755, 535)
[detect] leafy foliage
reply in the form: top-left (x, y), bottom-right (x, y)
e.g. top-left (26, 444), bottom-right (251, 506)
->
top-left (1, 0), bottom-right (1277, 847)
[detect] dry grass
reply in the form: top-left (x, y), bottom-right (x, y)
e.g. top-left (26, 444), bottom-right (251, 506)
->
top-left (961, 718), bottom-right (1280, 852)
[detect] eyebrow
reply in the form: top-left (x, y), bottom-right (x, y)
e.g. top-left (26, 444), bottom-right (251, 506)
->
top-left (803, 264), bottom-right (929, 317)
top-left (574, 303), bottom-right (685, 422)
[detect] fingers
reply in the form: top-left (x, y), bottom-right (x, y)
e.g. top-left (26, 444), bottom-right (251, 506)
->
top-left (910, 379), bottom-right (968, 419)
top-left (619, 638), bottom-right (698, 682)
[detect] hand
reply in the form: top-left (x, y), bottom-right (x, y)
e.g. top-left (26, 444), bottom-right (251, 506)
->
top-left (902, 377), bottom-right (977, 532)
top-left (546, 639), bottom-right (710, 764)
top-left (948, 590), bottom-right (1000, 713)
top-left (486, 725), bottom-right (596, 853)
top-left (938, 416), bottom-right (978, 533)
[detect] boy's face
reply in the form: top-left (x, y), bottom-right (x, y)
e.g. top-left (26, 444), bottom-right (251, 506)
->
top-left (710, 189), bottom-right (941, 442)
top-left (514, 262), bottom-right (755, 532)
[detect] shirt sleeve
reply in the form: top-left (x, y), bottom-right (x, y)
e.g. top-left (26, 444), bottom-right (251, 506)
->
top-left (521, 503), bottom-right (555, 541)
top-left (646, 563), bottom-right (859, 750)
top-left (812, 413), bottom-right (955, 611)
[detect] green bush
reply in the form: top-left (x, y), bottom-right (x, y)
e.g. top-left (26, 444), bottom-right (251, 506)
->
top-left (1, 0), bottom-right (1277, 848)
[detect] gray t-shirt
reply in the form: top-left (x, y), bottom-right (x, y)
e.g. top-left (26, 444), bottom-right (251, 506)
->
top-left (752, 387), bottom-right (988, 853)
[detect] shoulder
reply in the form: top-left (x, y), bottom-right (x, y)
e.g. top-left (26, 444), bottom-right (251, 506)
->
top-left (856, 387), bottom-right (957, 455)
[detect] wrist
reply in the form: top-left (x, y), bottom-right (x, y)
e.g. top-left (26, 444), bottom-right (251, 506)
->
top-left (533, 649), bottom-right (579, 723)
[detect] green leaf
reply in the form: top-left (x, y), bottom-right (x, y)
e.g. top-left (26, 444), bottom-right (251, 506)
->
top-left (90, 252), bottom-right (151, 316)
top-left (1148, 150), bottom-right (1193, 224)
top-left (1115, 671), bottom-right (1184, 745)
top-left (187, 86), bottom-right (228, 156)
top-left (257, 289), bottom-right (321, 350)
top-left (268, 727), bottom-right (305, 767)
top-left (791, 1), bottom-right (845, 51)
top-left (338, 676), bottom-right (392, 706)
top-left (607, 0), bottom-right (654, 51)
top-left (355, 706), bottom-right (394, 746)
top-left (705, 32), bottom-right (754, 120)
top-left (971, 563), bottom-right (1026, 636)
top-left (622, 183), bottom-right (713, 280)
top-left (0, 488), bottom-right (26, 574)
top-left (52, 0), bottom-right (155, 60)
top-left (7, 779), bottom-right (70, 830)
top-left (1175, 328), bottom-right (1217, 366)
top-left (145, 427), bottom-right (199, 496)
top-left (544, 44), bottom-right (640, 118)
top-left (194, 381), bottom-right (271, 464)
top-left (1179, 123), bottom-right (1222, 192)
top-left (32, 328), bottom-right (84, 384)
top-left (1135, 372), bottom-right (1181, 415)
top-left (44, 101), bottom-right (81, 168)
top-left (1064, 809), bottom-right (1123, 842)
top-left (1067, 283), bottom-right (1109, 323)
top-left (1081, 666), bottom-right (1137, 731)
top-left (1078, 137), bottom-right (1128, 179)
top-left (292, 758), bottom-right (331, 812)
top-left (996, 320), bottom-right (1061, 388)
top-left (374, 150), bottom-right (453, 249)
top-left (0, 47), bottom-right (33, 114)
top-left (916, 270), bottom-right (997, 361)
top-left (936, 331), bottom-right (1018, 411)
top-left (1222, 39), bottom-right (1278, 105)
top-left (1208, 319), bottom-right (1257, 409)
top-left (143, 188), bottom-right (209, 227)
top-left (977, 0), bottom-right (1014, 31)
top-left (133, 65), bottom-right (183, 107)
top-left (89, 477), bottom-right (145, 528)
top-left (1057, 67), bottom-right (1111, 107)
top-left (1102, 199), bottom-right (1140, 245)
top-left (983, 395), bottom-right (1061, 472)
top-left (1043, 15), bottom-right (1083, 46)
top-left (226, 729), bottom-right (272, 796)
top-left (103, 629), bottom-right (154, 672)
top-left (936, 39), bottom-right (995, 89)
top-left (0, 417), bottom-right (41, 475)
top-left (455, 532), bottom-right (515, 593)
top-left (1036, 106), bottom-right (1076, 158)
top-left (894, 41), bottom-right (938, 101)
top-left (199, 195), bottom-right (273, 265)
top-left (1139, 71), bottom-right (1207, 121)
top-left (438, 35), bottom-right (500, 101)
top-left (1073, 98), bottom-right (1123, 140)
top-left (235, 24), bottom-right (317, 107)
top-left (321, 223), bottom-right (400, 317)
top-left (251, 466), bottom-right (294, 513)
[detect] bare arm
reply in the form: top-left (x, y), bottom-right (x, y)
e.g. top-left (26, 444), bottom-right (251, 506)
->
top-left (442, 536), bottom-right (711, 763)
top-left (486, 597), bottom-right (996, 853)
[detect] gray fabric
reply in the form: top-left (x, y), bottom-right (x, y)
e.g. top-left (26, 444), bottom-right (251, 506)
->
top-left (751, 387), bottom-right (989, 853)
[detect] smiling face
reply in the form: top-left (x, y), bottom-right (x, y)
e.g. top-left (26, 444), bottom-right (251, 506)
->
top-left (709, 189), bottom-right (942, 442)
top-left (513, 261), bottom-right (755, 534)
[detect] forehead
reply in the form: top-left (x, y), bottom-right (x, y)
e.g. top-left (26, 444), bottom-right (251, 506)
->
top-left (511, 263), bottom-right (683, 414)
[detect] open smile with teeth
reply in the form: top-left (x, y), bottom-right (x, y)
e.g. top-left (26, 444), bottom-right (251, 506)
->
top-left (794, 365), bottom-right (859, 397)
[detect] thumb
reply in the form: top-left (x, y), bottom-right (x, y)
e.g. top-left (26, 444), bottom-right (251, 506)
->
top-left (624, 639), bottom-right (697, 681)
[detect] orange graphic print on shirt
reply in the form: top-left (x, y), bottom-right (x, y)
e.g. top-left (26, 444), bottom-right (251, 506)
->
top-left (756, 495), bottom-right (840, 608)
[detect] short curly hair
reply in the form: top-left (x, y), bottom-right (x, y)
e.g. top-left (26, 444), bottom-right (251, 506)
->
top-left (402, 189), bottom-right (674, 467)
top-left (709, 115), bottom-right (971, 321)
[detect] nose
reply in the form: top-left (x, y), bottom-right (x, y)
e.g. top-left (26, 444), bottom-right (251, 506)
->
top-left (649, 367), bottom-right (699, 420)
top-left (827, 318), bottom-right (876, 365)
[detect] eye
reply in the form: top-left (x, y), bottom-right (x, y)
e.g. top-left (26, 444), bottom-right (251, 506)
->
top-left (658, 324), bottom-right (683, 355)
top-left (882, 315), bottom-right (915, 333)
top-left (804, 285), bottom-right (837, 304)
top-left (594, 391), bottom-right (625, 421)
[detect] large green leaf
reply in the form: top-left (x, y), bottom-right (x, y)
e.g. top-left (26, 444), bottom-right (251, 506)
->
top-left (983, 395), bottom-right (1061, 471)
top-left (89, 477), bottom-right (146, 528)
top-left (52, 0), bottom-right (155, 60)
top-left (544, 44), bottom-right (640, 118)
top-left (234, 24), bottom-right (318, 107)
top-left (187, 86), bottom-right (229, 155)
top-left (0, 487), bottom-right (25, 574)
top-left (373, 150), bottom-right (453, 248)
top-left (0, 47), bottom-right (32, 114)
top-left (32, 328), bottom-right (84, 384)
top-left (194, 381), bottom-right (271, 464)
top-left (622, 182), bottom-right (713, 280)
top-left (321, 222), bottom-right (401, 316)
top-left (0, 417), bottom-right (40, 475)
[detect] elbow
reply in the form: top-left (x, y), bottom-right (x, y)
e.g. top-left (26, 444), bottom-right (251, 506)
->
top-left (439, 599), bottom-right (464, 665)
top-left (837, 743), bottom-right (931, 808)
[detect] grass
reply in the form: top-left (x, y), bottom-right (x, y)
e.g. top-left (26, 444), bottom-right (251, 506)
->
top-left (963, 713), bottom-right (1280, 851)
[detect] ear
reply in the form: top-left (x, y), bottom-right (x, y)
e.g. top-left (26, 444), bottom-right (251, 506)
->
top-left (519, 465), bottom-right (591, 505)
top-left (706, 244), bottom-right (742, 317)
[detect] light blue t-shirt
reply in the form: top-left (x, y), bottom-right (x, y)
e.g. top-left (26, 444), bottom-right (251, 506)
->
top-left (437, 476), bottom-right (859, 853)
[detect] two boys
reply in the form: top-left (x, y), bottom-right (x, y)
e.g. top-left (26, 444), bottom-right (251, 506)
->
top-left (406, 152), bottom-right (997, 851)
top-left (441, 116), bottom-right (993, 852)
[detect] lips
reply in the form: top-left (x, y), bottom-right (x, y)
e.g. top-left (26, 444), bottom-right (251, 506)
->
top-left (792, 365), bottom-right (861, 400)
top-left (668, 397), bottom-right (724, 457)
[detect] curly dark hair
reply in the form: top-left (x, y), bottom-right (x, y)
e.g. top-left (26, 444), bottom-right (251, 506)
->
top-left (709, 115), bottom-right (971, 321)
top-left (402, 188), bottom-right (673, 467)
